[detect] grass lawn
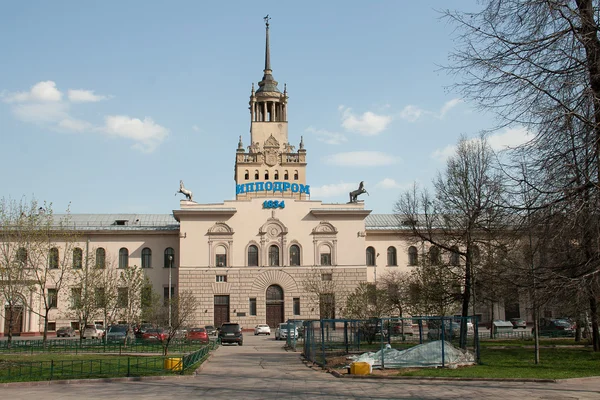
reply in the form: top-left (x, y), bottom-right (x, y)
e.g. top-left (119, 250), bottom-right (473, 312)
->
top-left (0, 347), bottom-right (211, 382)
top-left (392, 346), bottom-right (600, 379)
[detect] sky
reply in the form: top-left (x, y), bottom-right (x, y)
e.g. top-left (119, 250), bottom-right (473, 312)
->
top-left (0, 1), bottom-right (532, 216)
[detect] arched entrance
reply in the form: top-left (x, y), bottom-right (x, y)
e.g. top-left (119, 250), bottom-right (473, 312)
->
top-left (266, 285), bottom-right (284, 328)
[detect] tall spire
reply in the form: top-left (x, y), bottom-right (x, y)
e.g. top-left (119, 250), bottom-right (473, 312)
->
top-left (256, 15), bottom-right (280, 94)
top-left (264, 14), bottom-right (271, 72)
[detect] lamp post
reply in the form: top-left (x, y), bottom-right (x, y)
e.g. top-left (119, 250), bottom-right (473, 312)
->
top-left (168, 255), bottom-right (173, 328)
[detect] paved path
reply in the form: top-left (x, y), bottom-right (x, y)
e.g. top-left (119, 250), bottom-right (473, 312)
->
top-left (3, 334), bottom-right (600, 399)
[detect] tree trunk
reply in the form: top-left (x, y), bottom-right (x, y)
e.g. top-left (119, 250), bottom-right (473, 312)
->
top-left (42, 309), bottom-right (49, 346)
top-left (590, 296), bottom-right (600, 351)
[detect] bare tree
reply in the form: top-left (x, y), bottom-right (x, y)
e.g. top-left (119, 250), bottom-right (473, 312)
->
top-left (444, 0), bottom-right (600, 351)
top-left (395, 135), bottom-right (506, 348)
top-left (302, 267), bottom-right (349, 320)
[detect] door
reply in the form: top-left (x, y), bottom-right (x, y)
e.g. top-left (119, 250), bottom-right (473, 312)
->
top-left (4, 306), bottom-right (23, 336)
top-left (214, 295), bottom-right (230, 328)
top-left (266, 285), bottom-right (284, 328)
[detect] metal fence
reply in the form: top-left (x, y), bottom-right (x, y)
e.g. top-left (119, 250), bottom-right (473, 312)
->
top-left (0, 338), bottom-right (214, 355)
top-left (0, 341), bottom-right (217, 382)
top-left (298, 316), bottom-right (480, 368)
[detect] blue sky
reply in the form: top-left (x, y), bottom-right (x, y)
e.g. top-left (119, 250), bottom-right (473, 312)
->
top-left (0, 1), bottom-right (530, 215)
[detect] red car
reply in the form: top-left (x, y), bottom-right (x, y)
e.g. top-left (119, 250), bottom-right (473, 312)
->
top-left (141, 328), bottom-right (168, 341)
top-left (187, 327), bottom-right (209, 343)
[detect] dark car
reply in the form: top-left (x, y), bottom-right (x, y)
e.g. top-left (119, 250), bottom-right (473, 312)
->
top-left (106, 324), bottom-right (135, 343)
top-left (205, 325), bottom-right (217, 336)
top-left (56, 326), bottom-right (76, 337)
top-left (218, 323), bottom-right (243, 346)
top-left (509, 318), bottom-right (527, 329)
top-left (532, 318), bottom-right (575, 337)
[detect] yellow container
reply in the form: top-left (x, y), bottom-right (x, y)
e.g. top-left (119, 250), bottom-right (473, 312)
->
top-left (164, 357), bottom-right (182, 371)
top-left (350, 362), bottom-right (371, 375)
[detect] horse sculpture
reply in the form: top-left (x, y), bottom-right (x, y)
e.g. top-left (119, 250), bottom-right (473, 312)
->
top-left (349, 181), bottom-right (369, 203)
top-left (176, 180), bottom-right (193, 201)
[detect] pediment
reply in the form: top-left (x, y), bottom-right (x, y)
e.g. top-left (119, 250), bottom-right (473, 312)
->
top-left (259, 217), bottom-right (288, 238)
top-left (312, 221), bottom-right (338, 235)
top-left (264, 134), bottom-right (280, 148)
top-left (208, 222), bottom-right (234, 235)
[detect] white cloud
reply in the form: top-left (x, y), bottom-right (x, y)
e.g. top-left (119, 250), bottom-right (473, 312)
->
top-left (58, 118), bottom-right (93, 132)
top-left (399, 105), bottom-right (426, 122)
top-left (306, 126), bottom-right (347, 145)
top-left (375, 178), bottom-right (405, 190)
top-left (68, 89), bottom-right (109, 103)
top-left (325, 151), bottom-right (400, 167)
top-left (192, 125), bottom-right (200, 132)
top-left (487, 126), bottom-right (533, 150)
top-left (2, 81), bottom-right (63, 103)
top-left (340, 106), bottom-right (392, 135)
top-left (438, 98), bottom-right (463, 118)
top-left (311, 182), bottom-right (358, 198)
top-left (431, 144), bottom-right (458, 162)
top-left (102, 115), bottom-right (169, 152)
top-left (11, 102), bottom-right (69, 123)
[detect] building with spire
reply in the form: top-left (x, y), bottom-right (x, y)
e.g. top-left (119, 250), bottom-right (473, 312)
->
top-left (0, 19), bottom-right (525, 337)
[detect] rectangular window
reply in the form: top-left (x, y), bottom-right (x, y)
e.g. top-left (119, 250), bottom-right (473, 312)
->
top-left (293, 297), bottom-right (300, 315)
top-left (320, 254), bottom-right (331, 266)
top-left (95, 288), bottom-right (105, 308)
top-left (71, 287), bottom-right (82, 308)
top-left (216, 275), bottom-right (227, 282)
top-left (216, 254), bottom-right (227, 267)
top-left (117, 287), bottom-right (128, 308)
top-left (319, 293), bottom-right (335, 320)
top-left (48, 289), bottom-right (58, 308)
top-left (249, 298), bottom-right (257, 316)
top-left (321, 273), bottom-right (332, 281)
top-left (48, 322), bottom-right (56, 331)
top-left (71, 321), bottom-right (80, 331)
top-left (163, 286), bottom-right (175, 306)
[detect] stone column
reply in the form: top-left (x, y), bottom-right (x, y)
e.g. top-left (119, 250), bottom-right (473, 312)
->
top-left (263, 102), bottom-right (267, 122)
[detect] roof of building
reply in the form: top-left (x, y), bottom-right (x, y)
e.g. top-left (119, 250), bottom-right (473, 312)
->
top-left (54, 214), bottom-right (179, 231)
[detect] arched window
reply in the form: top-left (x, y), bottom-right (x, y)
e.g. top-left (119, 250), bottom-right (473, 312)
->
top-left (289, 244), bottom-right (300, 266)
top-left (96, 248), bottom-right (106, 268)
top-left (264, 170), bottom-right (269, 180)
top-left (16, 247), bottom-right (27, 267)
top-left (164, 247), bottom-right (175, 268)
top-left (294, 170), bottom-right (299, 180)
top-left (244, 170), bottom-right (249, 180)
top-left (450, 246), bottom-right (460, 266)
top-left (269, 245), bottom-right (280, 266)
top-left (366, 246), bottom-right (376, 266)
top-left (266, 284), bottom-right (283, 302)
top-left (248, 245), bottom-right (259, 266)
top-left (254, 170), bottom-right (259, 180)
top-left (141, 247), bottom-right (152, 268)
top-left (387, 246), bottom-right (397, 266)
top-left (49, 247), bottom-right (59, 269)
top-left (320, 245), bottom-right (332, 266)
top-left (119, 248), bottom-right (129, 269)
top-left (429, 246), bottom-right (441, 265)
top-left (408, 246), bottom-right (418, 266)
top-left (216, 245), bottom-right (227, 267)
top-left (274, 170), bottom-right (279, 180)
top-left (73, 247), bottom-right (83, 269)
top-left (284, 170), bottom-right (289, 180)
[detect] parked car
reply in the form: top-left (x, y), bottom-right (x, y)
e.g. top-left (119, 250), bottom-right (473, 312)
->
top-left (187, 327), bottom-right (209, 343)
top-left (254, 324), bottom-right (271, 335)
top-left (390, 320), bottom-right (414, 336)
top-left (218, 323), bottom-right (243, 346)
top-left (532, 318), bottom-right (575, 337)
top-left (56, 326), bottom-right (76, 337)
top-left (205, 325), bottom-right (217, 336)
top-left (106, 324), bottom-right (135, 343)
top-left (510, 318), bottom-right (527, 329)
top-left (142, 327), bottom-right (168, 341)
top-left (82, 324), bottom-right (103, 339)
top-left (275, 323), bottom-right (298, 340)
top-left (135, 323), bottom-right (155, 339)
top-left (427, 320), bottom-right (461, 340)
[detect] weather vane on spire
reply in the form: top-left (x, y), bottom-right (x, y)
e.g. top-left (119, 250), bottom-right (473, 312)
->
top-left (264, 14), bottom-right (270, 27)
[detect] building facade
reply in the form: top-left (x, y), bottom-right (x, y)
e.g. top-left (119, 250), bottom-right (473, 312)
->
top-left (1, 22), bottom-right (529, 337)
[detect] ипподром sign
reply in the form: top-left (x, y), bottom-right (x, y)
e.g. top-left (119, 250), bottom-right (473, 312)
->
top-left (236, 181), bottom-right (310, 195)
